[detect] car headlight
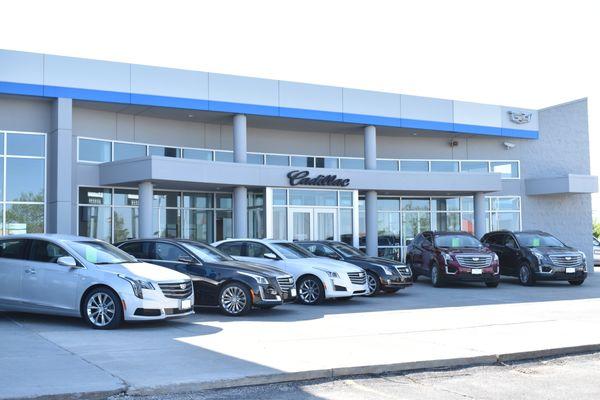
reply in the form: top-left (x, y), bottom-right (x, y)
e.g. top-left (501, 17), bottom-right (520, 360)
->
top-left (316, 268), bottom-right (340, 279)
top-left (442, 253), bottom-right (453, 265)
top-left (492, 253), bottom-right (499, 263)
top-left (578, 251), bottom-right (587, 263)
top-left (532, 250), bottom-right (545, 265)
top-left (376, 265), bottom-right (395, 275)
top-left (118, 274), bottom-right (155, 299)
top-left (239, 271), bottom-right (269, 285)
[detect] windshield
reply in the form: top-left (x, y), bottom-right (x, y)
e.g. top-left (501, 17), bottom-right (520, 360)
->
top-left (515, 233), bottom-right (565, 248)
top-left (181, 242), bottom-right (233, 262)
top-left (331, 243), bottom-right (365, 257)
top-left (272, 242), bottom-right (314, 259)
top-left (70, 241), bottom-right (137, 264)
top-left (434, 234), bottom-right (481, 248)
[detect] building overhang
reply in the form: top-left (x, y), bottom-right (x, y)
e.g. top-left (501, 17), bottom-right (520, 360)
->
top-left (98, 156), bottom-right (503, 195)
top-left (525, 174), bottom-right (598, 196)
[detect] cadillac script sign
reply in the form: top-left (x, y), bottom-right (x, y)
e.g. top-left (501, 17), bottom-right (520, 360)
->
top-left (287, 170), bottom-right (350, 187)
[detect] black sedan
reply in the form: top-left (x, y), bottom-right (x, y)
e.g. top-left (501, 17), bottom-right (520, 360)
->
top-left (296, 241), bottom-right (412, 296)
top-left (116, 238), bottom-right (296, 316)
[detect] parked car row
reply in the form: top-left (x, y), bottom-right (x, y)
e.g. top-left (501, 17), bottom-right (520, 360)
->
top-left (0, 229), bottom-right (590, 330)
top-left (406, 230), bottom-right (588, 287)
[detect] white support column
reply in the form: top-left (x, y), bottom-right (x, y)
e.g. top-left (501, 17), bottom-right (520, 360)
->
top-left (365, 190), bottom-right (378, 257)
top-left (364, 125), bottom-right (377, 170)
top-left (138, 181), bottom-right (154, 238)
top-left (233, 114), bottom-right (247, 163)
top-left (364, 126), bottom-right (378, 256)
top-left (474, 192), bottom-right (487, 239)
top-left (233, 186), bottom-right (248, 238)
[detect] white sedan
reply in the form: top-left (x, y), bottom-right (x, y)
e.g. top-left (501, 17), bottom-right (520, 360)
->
top-left (213, 239), bottom-right (369, 305)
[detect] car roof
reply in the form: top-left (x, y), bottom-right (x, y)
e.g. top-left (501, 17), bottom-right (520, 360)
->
top-left (486, 230), bottom-right (549, 235)
top-left (430, 231), bottom-right (473, 236)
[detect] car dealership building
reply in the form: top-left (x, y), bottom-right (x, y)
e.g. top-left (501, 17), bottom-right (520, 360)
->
top-left (0, 50), bottom-right (597, 266)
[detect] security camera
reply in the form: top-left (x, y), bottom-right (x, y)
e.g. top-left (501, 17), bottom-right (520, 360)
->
top-left (503, 141), bottom-right (516, 150)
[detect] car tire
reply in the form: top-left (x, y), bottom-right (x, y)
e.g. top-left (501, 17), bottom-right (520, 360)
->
top-left (82, 287), bottom-right (123, 330)
top-left (431, 264), bottom-right (444, 288)
top-left (297, 275), bottom-right (325, 305)
top-left (407, 258), bottom-right (419, 281)
top-left (219, 282), bottom-right (252, 316)
top-left (485, 282), bottom-right (499, 288)
top-left (366, 271), bottom-right (381, 296)
top-left (518, 263), bottom-right (535, 286)
top-left (569, 279), bottom-right (585, 286)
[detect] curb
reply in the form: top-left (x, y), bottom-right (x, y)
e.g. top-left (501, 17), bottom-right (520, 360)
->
top-left (0, 387), bottom-right (126, 400)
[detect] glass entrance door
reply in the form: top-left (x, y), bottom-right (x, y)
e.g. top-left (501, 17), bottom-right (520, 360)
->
top-left (288, 208), bottom-right (337, 241)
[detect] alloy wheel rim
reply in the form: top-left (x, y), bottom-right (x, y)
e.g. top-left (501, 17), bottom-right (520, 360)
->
top-left (299, 279), bottom-right (320, 303)
top-left (87, 293), bottom-right (115, 327)
top-left (432, 268), bottom-right (438, 284)
top-left (520, 266), bottom-right (529, 283)
top-left (367, 275), bottom-right (378, 294)
top-left (221, 286), bottom-right (247, 314)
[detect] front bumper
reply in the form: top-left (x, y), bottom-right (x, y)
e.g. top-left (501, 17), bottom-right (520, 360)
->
top-left (120, 289), bottom-right (194, 321)
top-left (534, 264), bottom-right (587, 281)
top-left (380, 274), bottom-right (413, 289)
top-left (324, 273), bottom-right (368, 298)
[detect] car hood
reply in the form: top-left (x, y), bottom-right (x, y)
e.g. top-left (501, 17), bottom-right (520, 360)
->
top-left (287, 257), bottom-right (364, 272)
top-left (529, 246), bottom-right (580, 255)
top-left (439, 247), bottom-right (491, 255)
top-left (346, 256), bottom-right (403, 267)
top-left (95, 262), bottom-right (190, 282)
top-left (204, 259), bottom-right (289, 277)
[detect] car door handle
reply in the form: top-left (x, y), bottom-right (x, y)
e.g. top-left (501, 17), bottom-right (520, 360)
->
top-left (24, 268), bottom-right (36, 275)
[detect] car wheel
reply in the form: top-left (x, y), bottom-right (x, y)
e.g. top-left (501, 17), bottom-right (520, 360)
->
top-left (569, 279), bottom-right (585, 286)
top-left (297, 276), bottom-right (325, 305)
top-left (518, 264), bottom-right (535, 286)
top-left (83, 287), bottom-right (123, 330)
top-left (219, 283), bottom-right (252, 316)
top-left (366, 272), bottom-right (381, 296)
top-left (485, 282), bottom-right (499, 288)
top-left (407, 258), bottom-right (419, 281)
top-left (431, 264), bottom-right (444, 288)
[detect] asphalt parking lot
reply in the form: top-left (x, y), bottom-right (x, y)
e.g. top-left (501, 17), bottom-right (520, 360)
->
top-left (110, 352), bottom-right (600, 400)
top-left (2, 275), bottom-right (600, 399)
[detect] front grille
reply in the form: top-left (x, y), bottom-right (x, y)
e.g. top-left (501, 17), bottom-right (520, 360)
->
top-left (158, 281), bottom-right (193, 299)
top-left (277, 276), bottom-right (294, 292)
top-left (396, 266), bottom-right (412, 276)
top-left (549, 253), bottom-right (583, 267)
top-left (455, 254), bottom-right (493, 268)
top-left (347, 271), bottom-right (366, 285)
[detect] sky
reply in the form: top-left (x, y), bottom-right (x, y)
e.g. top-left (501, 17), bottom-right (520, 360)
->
top-left (0, 0), bottom-right (598, 213)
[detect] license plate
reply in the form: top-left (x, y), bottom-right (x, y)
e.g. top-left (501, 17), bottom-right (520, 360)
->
top-left (471, 269), bottom-right (483, 275)
top-left (290, 288), bottom-right (297, 297)
top-left (566, 267), bottom-right (576, 274)
top-left (180, 299), bottom-right (192, 310)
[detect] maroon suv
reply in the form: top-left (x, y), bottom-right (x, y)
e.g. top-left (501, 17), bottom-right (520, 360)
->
top-left (406, 231), bottom-right (500, 288)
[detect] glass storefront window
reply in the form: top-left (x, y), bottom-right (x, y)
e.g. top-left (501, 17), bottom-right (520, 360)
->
top-left (153, 191), bottom-right (180, 208)
top-left (289, 190), bottom-right (337, 206)
top-left (183, 148), bottom-right (213, 161)
top-left (378, 198), bottom-right (400, 211)
top-left (431, 161), bottom-right (459, 172)
top-left (402, 198), bottom-right (430, 211)
top-left (154, 208), bottom-right (180, 238)
top-left (182, 209), bottom-right (213, 242)
top-left (215, 151), bottom-right (234, 162)
top-left (491, 212), bottom-right (520, 231)
top-left (5, 204), bottom-right (44, 234)
top-left (272, 208), bottom-right (287, 240)
top-left (340, 158), bottom-right (364, 170)
top-left (461, 197), bottom-right (474, 212)
top-left (114, 142), bottom-right (146, 161)
top-left (266, 154), bottom-right (289, 166)
top-left (79, 206), bottom-right (111, 242)
top-left (461, 161), bottom-right (489, 173)
top-left (149, 146), bottom-right (180, 158)
top-left (247, 153), bottom-right (264, 164)
top-left (432, 198), bottom-right (460, 212)
top-left (377, 159), bottom-right (398, 171)
top-left (248, 191), bottom-right (265, 239)
top-left (216, 210), bottom-right (233, 240)
top-left (340, 209), bottom-right (353, 245)
top-left (339, 191), bottom-right (353, 207)
top-left (113, 207), bottom-right (138, 242)
top-left (7, 133), bottom-right (45, 157)
top-left (433, 212), bottom-right (461, 231)
top-left (216, 193), bottom-right (233, 209)
top-left (6, 158), bottom-right (45, 202)
top-left (272, 189), bottom-right (287, 205)
top-left (491, 197), bottom-right (521, 211)
top-left (402, 212), bottom-right (431, 244)
top-left (114, 189), bottom-right (138, 206)
top-left (183, 193), bottom-right (212, 208)
top-left (291, 156), bottom-right (314, 167)
top-left (400, 160), bottom-right (429, 172)
top-left (315, 157), bottom-right (338, 168)
top-left (79, 187), bottom-right (112, 205)
top-left (461, 212), bottom-right (474, 233)
top-left (377, 212), bottom-right (400, 246)
top-left (491, 161), bottom-right (519, 178)
top-left (79, 138), bottom-right (111, 162)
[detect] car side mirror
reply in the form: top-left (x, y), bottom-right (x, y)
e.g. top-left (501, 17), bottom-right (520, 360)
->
top-left (57, 256), bottom-right (78, 268)
top-left (178, 256), bottom-right (196, 264)
top-left (264, 252), bottom-right (278, 260)
top-left (405, 239), bottom-right (413, 246)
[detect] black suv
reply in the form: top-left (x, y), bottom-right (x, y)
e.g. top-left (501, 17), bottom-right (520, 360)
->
top-left (481, 230), bottom-right (587, 286)
top-left (116, 239), bottom-right (296, 315)
top-left (296, 241), bottom-right (412, 296)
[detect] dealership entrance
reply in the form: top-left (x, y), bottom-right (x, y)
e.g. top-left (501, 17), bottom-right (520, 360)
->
top-left (288, 207), bottom-right (338, 241)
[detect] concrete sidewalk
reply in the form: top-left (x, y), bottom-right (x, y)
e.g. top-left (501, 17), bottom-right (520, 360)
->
top-left (2, 276), bottom-right (600, 399)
